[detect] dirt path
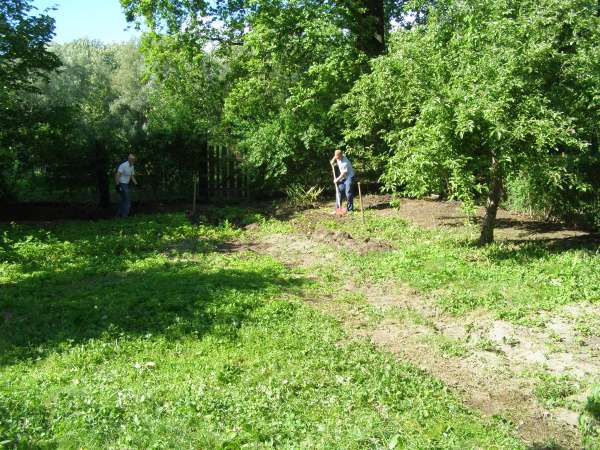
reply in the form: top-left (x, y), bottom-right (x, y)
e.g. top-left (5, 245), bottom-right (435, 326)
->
top-left (226, 216), bottom-right (600, 448)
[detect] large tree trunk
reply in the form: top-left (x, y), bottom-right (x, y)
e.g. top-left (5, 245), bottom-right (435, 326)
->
top-left (94, 141), bottom-right (110, 209)
top-left (356, 0), bottom-right (385, 57)
top-left (479, 156), bottom-right (503, 245)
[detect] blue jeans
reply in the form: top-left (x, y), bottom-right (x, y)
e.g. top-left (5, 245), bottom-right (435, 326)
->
top-left (117, 183), bottom-right (131, 217)
top-left (337, 176), bottom-right (354, 211)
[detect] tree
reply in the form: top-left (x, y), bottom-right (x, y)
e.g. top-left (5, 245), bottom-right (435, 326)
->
top-left (121, 0), bottom-right (392, 56)
top-left (0, 0), bottom-right (59, 200)
top-left (138, 32), bottom-right (224, 194)
top-left (219, 1), bottom-right (369, 187)
top-left (343, 0), bottom-right (600, 243)
top-left (48, 40), bottom-right (121, 207)
top-left (346, 0), bottom-right (386, 57)
top-left (121, 0), bottom-right (405, 190)
top-left (26, 40), bottom-right (150, 207)
top-left (0, 0), bottom-right (59, 92)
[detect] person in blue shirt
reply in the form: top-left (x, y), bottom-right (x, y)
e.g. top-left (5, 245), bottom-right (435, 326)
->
top-left (330, 149), bottom-right (355, 212)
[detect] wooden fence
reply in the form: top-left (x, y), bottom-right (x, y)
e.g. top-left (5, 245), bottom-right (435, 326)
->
top-left (194, 144), bottom-right (249, 202)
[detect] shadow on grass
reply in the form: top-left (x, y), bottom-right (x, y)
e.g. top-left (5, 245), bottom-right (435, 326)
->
top-left (0, 259), bottom-right (307, 367)
top-left (0, 213), bottom-right (236, 276)
top-left (490, 217), bottom-right (582, 234)
top-left (365, 201), bottom-right (393, 211)
top-left (477, 234), bottom-right (600, 263)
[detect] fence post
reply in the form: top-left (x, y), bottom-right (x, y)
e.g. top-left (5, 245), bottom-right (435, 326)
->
top-left (218, 145), bottom-right (222, 198)
top-left (208, 144), bottom-right (214, 199)
top-left (200, 141), bottom-right (208, 201)
top-left (227, 149), bottom-right (233, 199)
top-left (192, 172), bottom-right (198, 214)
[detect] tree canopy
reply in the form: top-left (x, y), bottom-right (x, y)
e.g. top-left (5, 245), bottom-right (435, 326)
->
top-left (2, 0), bottom-right (600, 243)
top-left (0, 0), bottom-right (60, 199)
top-left (343, 0), bottom-right (600, 242)
top-left (0, 0), bottom-right (60, 92)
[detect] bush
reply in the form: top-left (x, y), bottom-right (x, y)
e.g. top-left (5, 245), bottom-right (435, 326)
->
top-left (505, 174), bottom-right (600, 229)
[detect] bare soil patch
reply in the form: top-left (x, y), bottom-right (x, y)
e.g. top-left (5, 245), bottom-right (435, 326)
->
top-left (361, 195), bottom-right (597, 243)
top-left (310, 226), bottom-right (392, 254)
top-left (355, 281), bottom-right (596, 447)
top-left (368, 321), bottom-right (579, 445)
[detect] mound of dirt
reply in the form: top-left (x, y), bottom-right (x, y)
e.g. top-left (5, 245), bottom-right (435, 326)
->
top-left (310, 226), bottom-right (392, 254)
top-left (311, 227), bottom-right (351, 242)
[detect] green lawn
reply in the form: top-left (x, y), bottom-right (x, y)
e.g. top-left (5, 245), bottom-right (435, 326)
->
top-left (310, 213), bottom-right (600, 324)
top-left (0, 213), bottom-right (522, 449)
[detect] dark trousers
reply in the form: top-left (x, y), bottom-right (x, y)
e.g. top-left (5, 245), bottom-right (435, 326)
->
top-left (117, 183), bottom-right (131, 217)
top-left (337, 175), bottom-right (354, 211)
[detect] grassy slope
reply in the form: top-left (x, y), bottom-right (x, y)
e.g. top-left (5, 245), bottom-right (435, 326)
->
top-left (0, 214), bottom-right (522, 449)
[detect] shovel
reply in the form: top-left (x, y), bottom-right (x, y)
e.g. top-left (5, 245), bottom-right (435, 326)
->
top-left (331, 163), bottom-right (347, 216)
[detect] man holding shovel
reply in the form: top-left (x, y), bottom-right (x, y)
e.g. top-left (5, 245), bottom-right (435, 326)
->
top-left (330, 149), bottom-right (355, 214)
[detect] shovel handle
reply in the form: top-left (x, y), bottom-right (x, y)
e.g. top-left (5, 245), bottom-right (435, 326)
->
top-left (331, 162), bottom-right (340, 209)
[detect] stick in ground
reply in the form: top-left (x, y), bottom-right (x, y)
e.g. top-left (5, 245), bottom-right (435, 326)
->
top-left (358, 182), bottom-right (365, 225)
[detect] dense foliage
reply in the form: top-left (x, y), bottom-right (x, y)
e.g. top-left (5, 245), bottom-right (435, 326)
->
top-left (3, 0), bottom-right (600, 240)
top-left (119, 0), bottom-right (600, 240)
top-left (0, 0), bottom-right (60, 200)
top-left (343, 0), bottom-right (600, 242)
top-left (2, 35), bottom-right (217, 206)
top-left (7, 39), bottom-right (149, 206)
top-left (0, 0), bottom-right (59, 92)
top-left (122, 0), bottom-right (391, 188)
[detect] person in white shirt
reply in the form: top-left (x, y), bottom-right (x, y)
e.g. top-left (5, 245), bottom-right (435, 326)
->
top-left (114, 153), bottom-right (138, 218)
top-left (330, 149), bottom-right (355, 212)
